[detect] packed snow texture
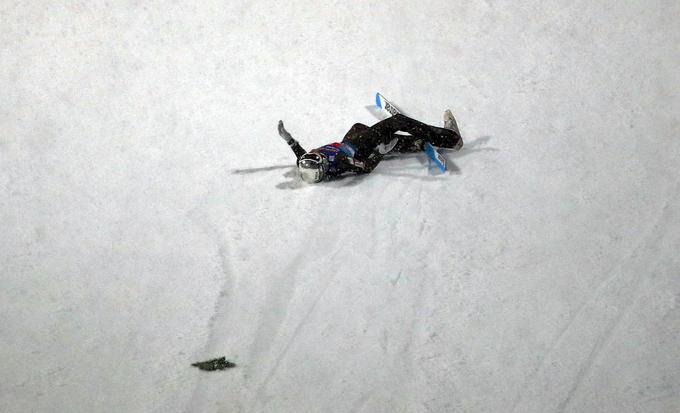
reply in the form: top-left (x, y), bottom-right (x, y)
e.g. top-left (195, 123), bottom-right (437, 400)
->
top-left (2, 1), bottom-right (679, 412)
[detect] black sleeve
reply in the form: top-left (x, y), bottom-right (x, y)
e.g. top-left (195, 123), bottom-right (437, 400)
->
top-left (287, 139), bottom-right (307, 160)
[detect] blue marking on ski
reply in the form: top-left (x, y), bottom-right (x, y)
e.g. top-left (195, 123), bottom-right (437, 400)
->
top-left (375, 93), bottom-right (382, 109)
top-left (424, 142), bottom-right (447, 172)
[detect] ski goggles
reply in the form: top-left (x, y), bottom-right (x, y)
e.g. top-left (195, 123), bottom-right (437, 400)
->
top-left (299, 153), bottom-right (324, 165)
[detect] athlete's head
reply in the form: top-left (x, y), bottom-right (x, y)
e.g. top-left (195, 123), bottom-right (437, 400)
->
top-left (297, 152), bottom-right (328, 183)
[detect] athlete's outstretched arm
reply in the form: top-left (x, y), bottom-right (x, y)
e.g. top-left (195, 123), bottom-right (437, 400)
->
top-left (278, 120), bottom-right (306, 160)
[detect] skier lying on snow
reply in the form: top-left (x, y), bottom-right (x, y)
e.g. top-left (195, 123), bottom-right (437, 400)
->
top-left (278, 111), bottom-right (463, 183)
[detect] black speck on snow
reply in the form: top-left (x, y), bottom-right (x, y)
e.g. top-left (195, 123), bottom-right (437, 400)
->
top-left (191, 357), bottom-right (237, 371)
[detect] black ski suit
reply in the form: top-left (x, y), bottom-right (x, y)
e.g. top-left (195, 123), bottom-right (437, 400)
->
top-left (282, 113), bottom-right (462, 177)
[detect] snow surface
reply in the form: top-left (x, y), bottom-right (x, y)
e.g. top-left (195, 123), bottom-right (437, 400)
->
top-left (2, 1), bottom-right (679, 412)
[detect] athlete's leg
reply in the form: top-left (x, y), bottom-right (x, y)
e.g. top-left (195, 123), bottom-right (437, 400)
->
top-left (392, 133), bottom-right (424, 152)
top-left (344, 114), bottom-right (462, 158)
top-left (341, 121), bottom-right (394, 158)
top-left (372, 114), bottom-right (461, 147)
top-left (342, 123), bottom-right (369, 140)
top-left (426, 125), bottom-right (462, 148)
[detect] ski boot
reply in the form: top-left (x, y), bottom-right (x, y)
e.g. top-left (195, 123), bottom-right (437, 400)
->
top-left (443, 109), bottom-right (463, 150)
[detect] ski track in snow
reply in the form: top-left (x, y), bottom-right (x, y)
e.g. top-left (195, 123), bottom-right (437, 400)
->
top-left (247, 246), bottom-right (344, 413)
top-left (182, 192), bottom-right (236, 413)
top-left (513, 181), bottom-right (680, 413)
top-left (556, 200), bottom-right (677, 413)
top-left (246, 249), bottom-right (306, 374)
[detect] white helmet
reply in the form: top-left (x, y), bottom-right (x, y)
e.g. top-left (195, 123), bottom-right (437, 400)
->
top-left (298, 152), bottom-right (328, 183)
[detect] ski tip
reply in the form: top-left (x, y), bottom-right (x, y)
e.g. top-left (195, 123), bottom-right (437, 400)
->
top-left (375, 93), bottom-right (382, 108)
top-left (423, 142), bottom-right (447, 172)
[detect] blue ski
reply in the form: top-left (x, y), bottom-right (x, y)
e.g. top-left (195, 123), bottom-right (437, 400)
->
top-left (423, 141), bottom-right (447, 172)
top-left (371, 93), bottom-right (446, 172)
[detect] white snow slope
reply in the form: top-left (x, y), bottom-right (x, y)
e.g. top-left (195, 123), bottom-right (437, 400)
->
top-left (2, 1), bottom-right (679, 412)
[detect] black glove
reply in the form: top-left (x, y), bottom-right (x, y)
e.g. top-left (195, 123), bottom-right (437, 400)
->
top-left (278, 120), bottom-right (294, 143)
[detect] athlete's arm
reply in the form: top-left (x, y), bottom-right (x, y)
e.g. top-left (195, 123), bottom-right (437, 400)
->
top-left (278, 120), bottom-right (306, 160)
